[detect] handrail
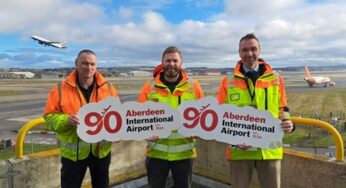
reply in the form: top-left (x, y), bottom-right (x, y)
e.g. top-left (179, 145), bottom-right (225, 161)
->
top-left (15, 117), bottom-right (45, 159)
top-left (291, 117), bottom-right (344, 161)
top-left (15, 117), bottom-right (344, 161)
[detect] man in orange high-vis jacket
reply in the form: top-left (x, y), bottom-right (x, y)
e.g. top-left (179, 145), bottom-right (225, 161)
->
top-left (217, 33), bottom-right (294, 188)
top-left (44, 49), bottom-right (120, 188)
top-left (138, 46), bottom-right (204, 188)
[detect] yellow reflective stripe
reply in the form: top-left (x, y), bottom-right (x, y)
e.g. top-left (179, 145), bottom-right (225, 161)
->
top-left (149, 142), bottom-right (195, 153)
top-left (149, 79), bottom-right (155, 88)
top-left (57, 81), bottom-right (62, 102)
top-left (107, 81), bottom-right (114, 95)
top-left (58, 140), bottom-right (109, 150)
top-left (76, 86), bottom-right (87, 105)
top-left (272, 71), bottom-right (280, 85)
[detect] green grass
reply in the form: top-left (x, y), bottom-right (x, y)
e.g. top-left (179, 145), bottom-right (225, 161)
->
top-left (285, 88), bottom-right (346, 148)
top-left (287, 88), bottom-right (346, 121)
top-left (0, 90), bottom-right (28, 96)
top-left (0, 144), bottom-right (58, 160)
top-left (283, 126), bottom-right (346, 148)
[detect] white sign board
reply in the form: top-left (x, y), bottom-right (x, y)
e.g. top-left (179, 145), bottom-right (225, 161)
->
top-left (77, 96), bottom-right (284, 148)
top-left (178, 96), bottom-right (284, 148)
top-left (77, 97), bottom-right (180, 143)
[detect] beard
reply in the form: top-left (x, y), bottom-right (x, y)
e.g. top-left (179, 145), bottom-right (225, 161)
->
top-left (164, 67), bottom-right (180, 78)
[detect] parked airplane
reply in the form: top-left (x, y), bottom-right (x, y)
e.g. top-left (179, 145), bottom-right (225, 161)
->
top-left (304, 65), bottom-right (335, 87)
top-left (31, 35), bottom-right (67, 49)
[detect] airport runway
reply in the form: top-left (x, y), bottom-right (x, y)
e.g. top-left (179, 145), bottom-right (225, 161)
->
top-left (0, 72), bottom-right (345, 146)
top-left (0, 93), bottom-right (139, 143)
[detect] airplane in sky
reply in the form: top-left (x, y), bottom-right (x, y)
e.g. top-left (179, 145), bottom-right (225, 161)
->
top-left (304, 65), bottom-right (336, 87)
top-left (31, 35), bottom-right (67, 49)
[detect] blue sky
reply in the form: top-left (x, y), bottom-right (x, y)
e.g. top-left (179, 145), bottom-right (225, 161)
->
top-left (0, 0), bottom-right (345, 69)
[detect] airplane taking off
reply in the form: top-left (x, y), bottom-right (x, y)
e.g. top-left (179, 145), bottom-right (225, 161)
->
top-left (304, 65), bottom-right (335, 87)
top-left (31, 35), bottom-right (67, 49)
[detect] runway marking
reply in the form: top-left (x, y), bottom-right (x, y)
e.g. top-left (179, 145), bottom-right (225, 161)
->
top-left (7, 114), bottom-right (42, 122)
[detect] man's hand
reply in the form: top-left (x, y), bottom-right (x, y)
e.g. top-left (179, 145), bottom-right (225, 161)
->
top-left (237, 143), bottom-right (252, 151)
top-left (148, 135), bottom-right (160, 141)
top-left (67, 115), bottom-right (79, 126)
top-left (281, 120), bottom-right (294, 133)
top-left (112, 139), bottom-right (123, 143)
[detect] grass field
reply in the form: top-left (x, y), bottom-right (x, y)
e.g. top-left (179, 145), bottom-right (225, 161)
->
top-left (0, 90), bottom-right (30, 96)
top-left (0, 144), bottom-right (58, 160)
top-left (284, 87), bottom-right (346, 147)
top-left (287, 88), bottom-right (346, 119)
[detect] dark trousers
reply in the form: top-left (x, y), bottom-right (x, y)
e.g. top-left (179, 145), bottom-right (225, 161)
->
top-left (146, 157), bottom-right (193, 188)
top-left (61, 153), bottom-right (111, 188)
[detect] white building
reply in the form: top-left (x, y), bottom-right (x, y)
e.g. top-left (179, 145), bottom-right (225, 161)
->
top-left (128, 71), bottom-right (151, 77)
top-left (38, 72), bottom-right (67, 79)
top-left (8, 72), bottom-right (35, 78)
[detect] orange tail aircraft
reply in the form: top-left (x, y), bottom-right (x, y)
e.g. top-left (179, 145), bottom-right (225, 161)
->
top-left (304, 65), bottom-right (335, 87)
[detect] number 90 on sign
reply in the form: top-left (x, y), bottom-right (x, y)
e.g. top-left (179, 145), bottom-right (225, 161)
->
top-left (182, 107), bottom-right (218, 131)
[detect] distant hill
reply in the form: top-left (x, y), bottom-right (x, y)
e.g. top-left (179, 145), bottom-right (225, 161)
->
top-left (274, 64), bottom-right (346, 72)
top-left (1, 64), bottom-right (346, 73)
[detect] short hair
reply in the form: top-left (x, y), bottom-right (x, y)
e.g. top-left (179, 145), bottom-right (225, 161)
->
top-left (75, 49), bottom-right (96, 64)
top-left (77, 49), bottom-right (96, 59)
top-left (161, 46), bottom-right (182, 61)
top-left (239, 33), bottom-right (260, 49)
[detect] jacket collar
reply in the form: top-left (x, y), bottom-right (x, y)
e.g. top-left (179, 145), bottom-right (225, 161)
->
top-left (65, 69), bottom-right (107, 88)
top-left (234, 58), bottom-right (273, 77)
top-left (154, 69), bottom-right (189, 87)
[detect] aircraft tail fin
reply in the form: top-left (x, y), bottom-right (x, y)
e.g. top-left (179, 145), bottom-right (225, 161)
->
top-left (305, 65), bottom-right (311, 79)
top-left (61, 42), bottom-right (67, 48)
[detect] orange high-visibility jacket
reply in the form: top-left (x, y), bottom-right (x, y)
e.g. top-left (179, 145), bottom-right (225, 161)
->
top-left (217, 59), bottom-right (289, 160)
top-left (137, 70), bottom-right (204, 161)
top-left (44, 70), bottom-right (119, 161)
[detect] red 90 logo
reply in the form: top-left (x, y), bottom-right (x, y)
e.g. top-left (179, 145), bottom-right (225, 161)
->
top-left (84, 105), bottom-right (122, 135)
top-left (182, 104), bottom-right (218, 131)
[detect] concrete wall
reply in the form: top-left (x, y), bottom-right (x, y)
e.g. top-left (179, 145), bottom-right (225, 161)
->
top-left (194, 139), bottom-right (230, 184)
top-left (0, 141), bottom-right (146, 188)
top-left (282, 148), bottom-right (346, 188)
top-left (1, 139), bottom-right (346, 188)
top-left (194, 140), bottom-right (346, 188)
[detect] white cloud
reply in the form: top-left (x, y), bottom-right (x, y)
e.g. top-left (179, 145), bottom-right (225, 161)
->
top-left (0, 0), bottom-right (105, 41)
top-left (225, 0), bottom-right (304, 21)
top-left (95, 11), bottom-right (174, 49)
top-left (1, 0), bottom-right (346, 68)
top-left (118, 7), bottom-right (134, 21)
top-left (142, 11), bottom-right (170, 32)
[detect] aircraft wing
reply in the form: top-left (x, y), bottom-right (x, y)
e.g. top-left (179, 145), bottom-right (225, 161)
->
top-left (31, 35), bottom-right (50, 43)
top-left (50, 42), bottom-right (67, 49)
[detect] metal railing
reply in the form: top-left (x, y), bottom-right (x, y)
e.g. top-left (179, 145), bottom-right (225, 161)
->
top-left (15, 117), bottom-right (344, 161)
top-left (291, 117), bottom-right (344, 161)
top-left (15, 117), bottom-right (45, 159)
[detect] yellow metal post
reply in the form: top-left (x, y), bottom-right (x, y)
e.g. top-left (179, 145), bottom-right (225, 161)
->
top-left (15, 117), bottom-right (45, 159)
top-left (291, 117), bottom-right (344, 161)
